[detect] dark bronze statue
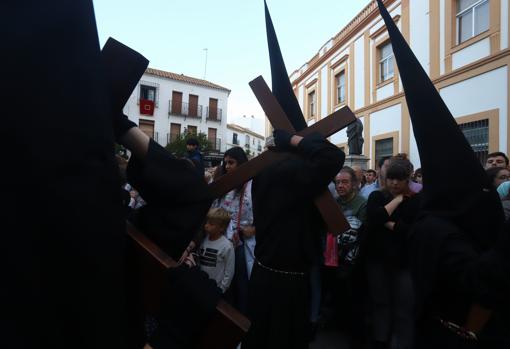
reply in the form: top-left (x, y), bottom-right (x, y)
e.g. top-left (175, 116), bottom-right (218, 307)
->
top-left (346, 118), bottom-right (364, 155)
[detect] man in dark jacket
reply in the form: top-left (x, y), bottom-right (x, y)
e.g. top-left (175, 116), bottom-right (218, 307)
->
top-left (185, 137), bottom-right (205, 176)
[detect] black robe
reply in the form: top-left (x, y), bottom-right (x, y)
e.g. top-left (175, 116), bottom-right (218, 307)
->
top-left (4, 1), bottom-right (128, 347)
top-left (410, 216), bottom-right (510, 348)
top-left (243, 133), bottom-right (344, 349)
top-left (127, 139), bottom-right (212, 260)
top-left (126, 139), bottom-right (222, 349)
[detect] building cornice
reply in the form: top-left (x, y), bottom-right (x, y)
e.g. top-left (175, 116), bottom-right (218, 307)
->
top-left (227, 123), bottom-right (265, 139)
top-left (291, 0), bottom-right (398, 86)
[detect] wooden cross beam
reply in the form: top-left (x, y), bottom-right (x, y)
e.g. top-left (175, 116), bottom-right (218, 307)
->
top-left (127, 222), bottom-right (250, 349)
top-left (208, 76), bottom-right (356, 234)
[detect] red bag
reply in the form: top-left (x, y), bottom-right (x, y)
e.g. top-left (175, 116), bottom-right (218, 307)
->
top-left (324, 232), bottom-right (338, 267)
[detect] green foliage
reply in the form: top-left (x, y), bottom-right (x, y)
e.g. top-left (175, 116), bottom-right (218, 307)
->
top-left (165, 131), bottom-right (212, 157)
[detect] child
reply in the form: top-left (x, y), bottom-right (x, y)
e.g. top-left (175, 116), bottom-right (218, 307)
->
top-left (197, 207), bottom-right (235, 293)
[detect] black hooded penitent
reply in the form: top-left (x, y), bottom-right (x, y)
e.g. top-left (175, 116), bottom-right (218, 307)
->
top-left (243, 2), bottom-right (345, 349)
top-left (376, 0), bottom-right (503, 249)
top-left (264, 0), bottom-right (307, 132)
top-left (101, 37), bottom-right (150, 113)
top-left (376, 2), bottom-right (510, 346)
top-left (4, 1), bottom-right (127, 347)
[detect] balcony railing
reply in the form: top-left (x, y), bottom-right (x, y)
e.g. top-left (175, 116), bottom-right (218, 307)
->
top-left (169, 101), bottom-right (203, 119)
top-left (206, 107), bottom-right (222, 122)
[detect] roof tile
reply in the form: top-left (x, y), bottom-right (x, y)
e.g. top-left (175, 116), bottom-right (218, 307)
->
top-left (145, 67), bottom-right (231, 93)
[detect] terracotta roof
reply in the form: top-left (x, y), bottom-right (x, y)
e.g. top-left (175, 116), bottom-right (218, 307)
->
top-left (227, 123), bottom-right (265, 139)
top-left (145, 67), bottom-right (231, 93)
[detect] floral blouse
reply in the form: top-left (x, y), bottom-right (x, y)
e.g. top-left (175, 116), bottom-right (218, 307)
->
top-left (212, 180), bottom-right (253, 242)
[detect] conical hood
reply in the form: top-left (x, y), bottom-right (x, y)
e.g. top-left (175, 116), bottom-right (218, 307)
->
top-left (264, 0), bottom-right (307, 131)
top-left (101, 38), bottom-right (149, 112)
top-left (376, 0), bottom-right (503, 247)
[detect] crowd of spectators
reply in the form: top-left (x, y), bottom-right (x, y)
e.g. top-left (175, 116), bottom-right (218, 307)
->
top-left (123, 143), bottom-right (510, 349)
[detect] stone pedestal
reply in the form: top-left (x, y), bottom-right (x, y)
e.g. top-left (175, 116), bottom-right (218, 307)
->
top-left (344, 154), bottom-right (370, 170)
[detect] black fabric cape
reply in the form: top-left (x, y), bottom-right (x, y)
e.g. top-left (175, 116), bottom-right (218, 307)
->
top-left (243, 133), bottom-right (344, 349)
top-left (3, 1), bottom-right (128, 347)
top-left (127, 139), bottom-right (212, 261)
top-left (411, 216), bottom-right (510, 348)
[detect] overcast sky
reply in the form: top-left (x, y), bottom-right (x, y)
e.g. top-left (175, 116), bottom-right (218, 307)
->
top-left (93, 0), bottom-right (370, 125)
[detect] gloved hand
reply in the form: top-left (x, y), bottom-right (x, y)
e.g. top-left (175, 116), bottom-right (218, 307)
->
top-left (113, 112), bottom-right (137, 142)
top-left (272, 129), bottom-right (294, 151)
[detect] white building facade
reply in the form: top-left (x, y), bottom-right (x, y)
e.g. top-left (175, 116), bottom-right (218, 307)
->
top-left (124, 68), bottom-right (230, 153)
top-left (290, 0), bottom-right (509, 169)
top-left (226, 123), bottom-right (265, 158)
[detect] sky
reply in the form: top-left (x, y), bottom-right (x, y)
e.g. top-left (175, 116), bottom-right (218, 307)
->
top-left (93, 0), bottom-right (370, 130)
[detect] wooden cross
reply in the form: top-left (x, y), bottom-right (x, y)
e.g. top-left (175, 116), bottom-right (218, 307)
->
top-left (209, 76), bottom-right (356, 235)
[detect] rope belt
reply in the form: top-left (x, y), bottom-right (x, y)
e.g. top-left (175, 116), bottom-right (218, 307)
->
top-left (255, 259), bottom-right (306, 277)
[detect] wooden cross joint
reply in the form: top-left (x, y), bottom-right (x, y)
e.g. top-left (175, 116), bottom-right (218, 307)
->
top-left (209, 75), bottom-right (357, 235)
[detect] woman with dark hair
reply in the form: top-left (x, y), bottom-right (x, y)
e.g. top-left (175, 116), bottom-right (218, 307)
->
top-left (486, 166), bottom-right (510, 189)
top-left (211, 146), bottom-right (256, 312)
top-left (365, 158), bottom-right (421, 349)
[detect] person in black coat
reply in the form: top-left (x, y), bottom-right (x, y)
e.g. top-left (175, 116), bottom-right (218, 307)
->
top-left (365, 157), bottom-right (420, 349)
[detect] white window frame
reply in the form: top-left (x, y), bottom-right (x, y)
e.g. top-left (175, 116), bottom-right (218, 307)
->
top-left (379, 43), bottom-right (394, 83)
top-left (456, 0), bottom-right (490, 44)
top-left (308, 91), bottom-right (316, 117)
top-left (336, 71), bottom-right (346, 104)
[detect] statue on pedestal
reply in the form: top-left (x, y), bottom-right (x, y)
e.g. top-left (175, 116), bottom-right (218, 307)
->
top-left (347, 118), bottom-right (364, 155)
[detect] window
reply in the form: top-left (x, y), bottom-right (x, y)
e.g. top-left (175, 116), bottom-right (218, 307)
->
top-left (335, 71), bottom-right (346, 104)
top-left (187, 125), bottom-right (197, 135)
top-left (308, 91), bottom-right (316, 118)
top-left (208, 98), bottom-right (219, 120)
top-left (208, 128), bottom-right (219, 151)
top-left (233, 133), bottom-right (239, 145)
top-left (169, 123), bottom-right (181, 143)
top-left (140, 85), bottom-right (157, 116)
top-left (139, 120), bottom-right (155, 139)
top-left (459, 118), bottom-right (489, 164)
top-left (140, 85), bottom-right (156, 101)
top-left (171, 91), bottom-right (183, 115)
top-left (245, 135), bottom-right (251, 148)
top-left (457, 0), bottom-right (489, 44)
top-left (378, 42), bottom-right (394, 83)
top-left (375, 137), bottom-right (394, 164)
top-left (188, 94), bottom-right (199, 117)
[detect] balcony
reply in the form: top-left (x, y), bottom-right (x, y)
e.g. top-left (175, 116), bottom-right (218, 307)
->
top-left (168, 100), bottom-right (203, 119)
top-left (206, 107), bottom-right (222, 122)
